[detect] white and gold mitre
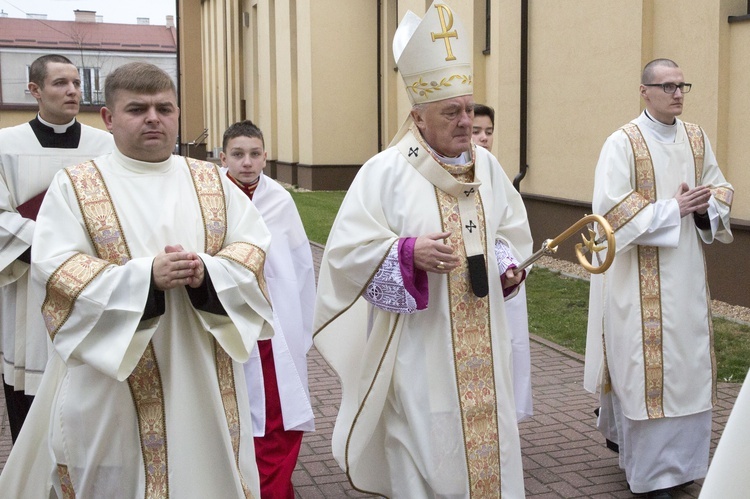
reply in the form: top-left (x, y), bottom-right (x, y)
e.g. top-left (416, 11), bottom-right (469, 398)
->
top-left (393, 1), bottom-right (473, 105)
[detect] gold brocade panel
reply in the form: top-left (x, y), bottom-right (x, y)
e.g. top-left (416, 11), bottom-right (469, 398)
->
top-left (42, 253), bottom-right (109, 340)
top-left (65, 161), bottom-right (131, 265)
top-left (620, 124), bottom-right (665, 419)
top-left (603, 192), bottom-right (650, 233)
top-left (216, 242), bottom-right (270, 304)
top-left (57, 464), bottom-right (75, 499)
top-left (185, 158), bottom-right (227, 255)
top-left (436, 165), bottom-right (501, 497)
top-left (215, 347), bottom-right (254, 498)
top-left (684, 122), bottom-right (704, 186)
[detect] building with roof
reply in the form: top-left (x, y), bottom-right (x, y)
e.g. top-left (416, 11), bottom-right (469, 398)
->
top-left (0, 9), bottom-right (177, 130)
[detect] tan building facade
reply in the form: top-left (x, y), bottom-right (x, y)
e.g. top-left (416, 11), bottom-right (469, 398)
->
top-left (180, 0), bottom-right (749, 306)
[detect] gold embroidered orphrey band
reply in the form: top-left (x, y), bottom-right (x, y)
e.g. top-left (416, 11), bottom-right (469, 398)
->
top-left (436, 172), bottom-right (502, 497)
top-left (49, 159), bottom-right (252, 497)
top-left (616, 123), bottom-right (716, 418)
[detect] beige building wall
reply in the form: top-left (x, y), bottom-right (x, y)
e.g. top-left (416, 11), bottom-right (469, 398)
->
top-left (193, 0), bottom-right (379, 187)
top-left (199, 0), bottom-right (244, 157)
top-left (181, 0), bottom-right (749, 305)
top-left (299, 0), bottom-right (378, 165)
top-left (522, 0), bottom-right (642, 201)
top-left (480, 0), bottom-right (746, 218)
top-left (178, 0), bottom-right (207, 159)
top-left (252, 0), bottom-right (277, 164)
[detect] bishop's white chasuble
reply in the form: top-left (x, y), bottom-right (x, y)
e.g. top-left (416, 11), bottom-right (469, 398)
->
top-left (314, 126), bottom-right (532, 498)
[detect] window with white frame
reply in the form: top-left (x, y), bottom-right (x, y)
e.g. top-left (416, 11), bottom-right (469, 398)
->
top-left (79, 67), bottom-right (103, 105)
top-left (24, 64), bottom-right (103, 105)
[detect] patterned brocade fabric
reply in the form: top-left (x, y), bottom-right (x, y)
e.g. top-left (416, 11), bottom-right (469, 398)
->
top-left (619, 123), bottom-right (666, 418)
top-left (64, 161), bottom-right (131, 265)
top-left (43, 253), bottom-right (110, 340)
top-left (684, 122), bottom-right (704, 186)
top-left (603, 191), bottom-right (651, 233)
top-left (364, 243), bottom-right (418, 314)
top-left (216, 242), bottom-right (270, 304)
top-left (435, 168), bottom-right (502, 497)
top-left (711, 186), bottom-right (733, 207)
top-left (215, 347), bottom-right (253, 497)
top-left (185, 158), bottom-right (227, 255)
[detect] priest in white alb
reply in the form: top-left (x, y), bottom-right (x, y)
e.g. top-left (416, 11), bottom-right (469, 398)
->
top-left (0, 54), bottom-right (113, 442)
top-left (0, 62), bottom-right (273, 498)
top-left (313, 3), bottom-right (533, 497)
top-left (584, 58), bottom-right (733, 498)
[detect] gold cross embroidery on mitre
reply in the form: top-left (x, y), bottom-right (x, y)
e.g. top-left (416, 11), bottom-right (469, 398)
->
top-left (431, 4), bottom-right (458, 61)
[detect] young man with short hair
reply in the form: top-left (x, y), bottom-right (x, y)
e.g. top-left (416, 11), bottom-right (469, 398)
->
top-left (472, 103), bottom-right (495, 150)
top-left (0, 54), bottom-right (113, 442)
top-left (221, 120), bottom-right (315, 498)
top-left (585, 58), bottom-right (734, 498)
top-left (0, 62), bottom-right (273, 498)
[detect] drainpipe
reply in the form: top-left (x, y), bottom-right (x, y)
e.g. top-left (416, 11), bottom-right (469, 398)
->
top-left (513, 0), bottom-right (529, 191)
top-left (377, 0), bottom-right (384, 152)
top-left (175, 0), bottom-right (184, 155)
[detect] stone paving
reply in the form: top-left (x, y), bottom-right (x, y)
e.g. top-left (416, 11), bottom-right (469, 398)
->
top-left (0, 242), bottom-right (741, 498)
top-left (291, 334), bottom-right (739, 499)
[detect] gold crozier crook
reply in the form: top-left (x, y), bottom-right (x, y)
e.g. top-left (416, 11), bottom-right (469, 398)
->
top-left (514, 214), bottom-right (616, 275)
top-left (431, 4), bottom-right (458, 61)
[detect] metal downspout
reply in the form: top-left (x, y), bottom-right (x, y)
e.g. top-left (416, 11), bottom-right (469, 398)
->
top-left (377, 0), bottom-right (384, 152)
top-left (513, 0), bottom-right (529, 191)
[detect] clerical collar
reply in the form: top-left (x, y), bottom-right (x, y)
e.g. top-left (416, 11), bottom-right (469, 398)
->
top-left (434, 149), bottom-right (471, 165)
top-left (640, 109), bottom-right (678, 143)
top-left (29, 115), bottom-right (82, 148)
top-left (415, 130), bottom-right (472, 166)
top-left (38, 115), bottom-right (76, 133)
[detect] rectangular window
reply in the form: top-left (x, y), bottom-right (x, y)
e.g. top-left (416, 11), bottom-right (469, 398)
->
top-left (79, 67), bottom-right (102, 105)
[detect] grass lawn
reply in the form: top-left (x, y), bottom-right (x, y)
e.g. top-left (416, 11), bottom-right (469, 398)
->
top-left (288, 190), bottom-right (346, 245)
top-left (526, 267), bottom-right (750, 383)
top-left (525, 268), bottom-right (590, 354)
top-left (291, 189), bottom-right (750, 383)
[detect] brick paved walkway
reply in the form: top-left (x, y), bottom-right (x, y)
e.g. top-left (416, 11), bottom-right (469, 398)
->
top-left (0, 243), bottom-right (741, 498)
top-left (293, 336), bottom-right (739, 498)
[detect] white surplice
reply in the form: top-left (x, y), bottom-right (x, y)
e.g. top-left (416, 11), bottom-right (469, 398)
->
top-left (0, 149), bottom-right (274, 498)
top-left (236, 173), bottom-right (315, 434)
top-left (584, 111), bottom-right (733, 492)
top-left (314, 128), bottom-right (532, 498)
top-left (0, 120), bottom-right (113, 393)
